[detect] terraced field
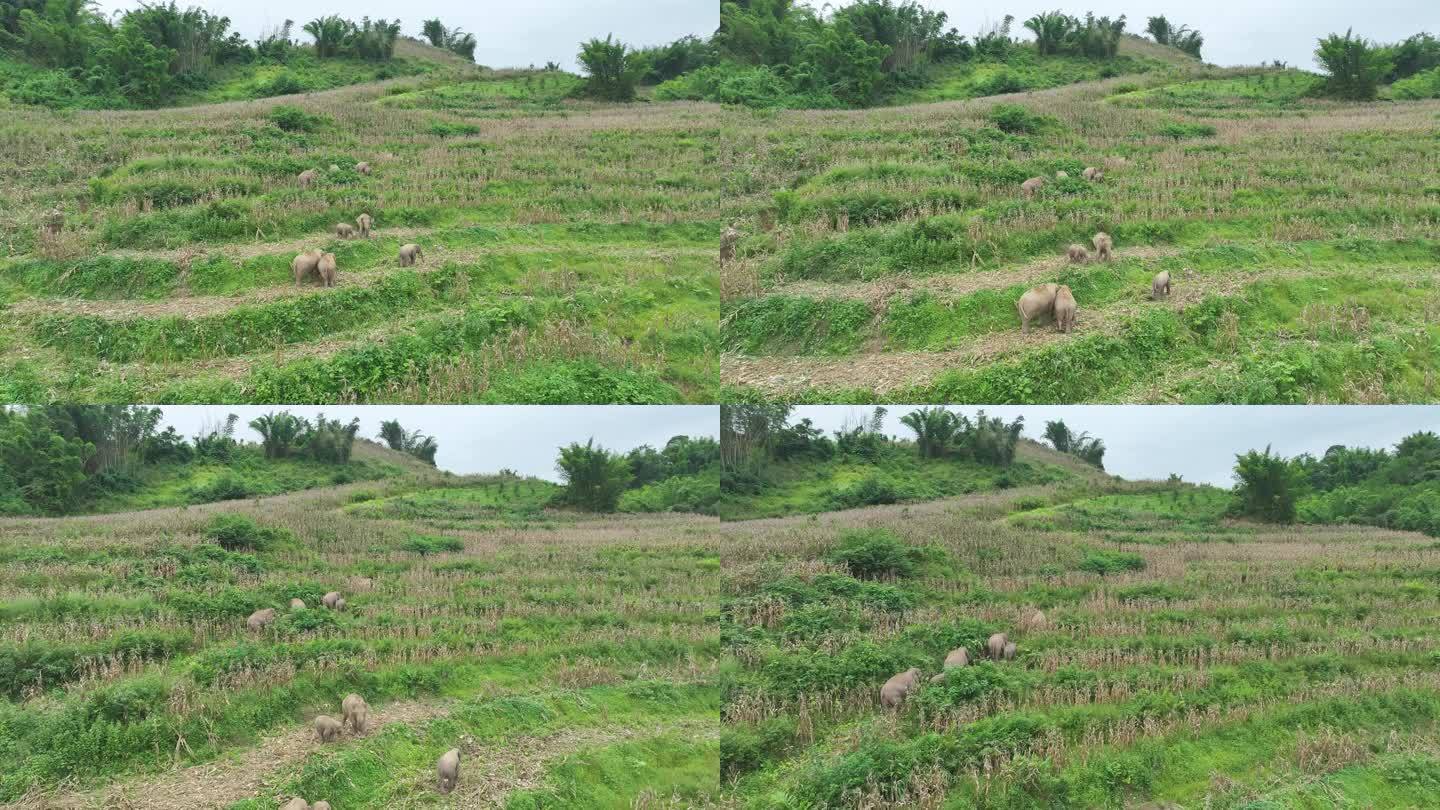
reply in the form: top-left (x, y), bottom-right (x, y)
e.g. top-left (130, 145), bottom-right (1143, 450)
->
top-left (719, 56), bottom-right (1440, 404)
top-left (0, 63), bottom-right (719, 403)
top-left (0, 457), bottom-right (721, 807)
top-left (721, 482), bottom-right (1440, 807)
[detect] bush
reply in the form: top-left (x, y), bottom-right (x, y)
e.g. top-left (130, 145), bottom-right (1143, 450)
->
top-left (401, 534), bottom-right (465, 555)
top-left (577, 35), bottom-right (643, 101)
top-left (252, 71), bottom-right (310, 98)
top-left (268, 105), bottom-right (329, 132)
top-left (1078, 549), bottom-right (1146, 575)
top-left (826, 529), bottom-right (934, 580)
top-left (205, 514), bottom-right (289, 552)
top-left (1315, 30), bottom-right (1393, 100)
top-left (988, 104), bottom-right (1058, 134)
top-left (827, 475), bottom-right (901, 509)
top-left (186, 473), bottom-right (254, 503)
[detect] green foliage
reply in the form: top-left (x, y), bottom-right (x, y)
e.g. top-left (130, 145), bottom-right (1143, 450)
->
top-left (619, 467), bottom-right (720, 515)
top-left (0, 408), bottom-right (92, 515)
top-left (1389, 65), bottom-right (1440, 99)
top-left (400, 534), bottom-right (464, 555)
top-left (556, 439), bottom-right (633, 512)
top-left (577, 34), bottom-right (643, 101)
top-left (267, 104), bottom-right (328, 132)
top-left (826, 528), bottom-right (936, 579)
top-left (1315, 29), bottom-right (1393, 100)
top-left (205, 513), bottom-right (290, 552)
top-left (1232, 445), bottom-right (1302, 523)
top-left (378, 419), bottom-right (438, 466)
top-left (1145, 16), bottom-right (1204, 58)
top-left (303, 15), bottom-right (399, 61)
top-left (987, 103), bottom-right (1058, 134)
top-left (1043, 419), bottom-right (1106, 469)
top-left (419, 18), bottom-right (477, 62)
top-left (1077, 548), bottom-right (1146, 574)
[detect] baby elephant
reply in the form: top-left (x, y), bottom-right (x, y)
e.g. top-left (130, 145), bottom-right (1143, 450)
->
top-left (880, 667), bottom-right (921, 709)
top-left (1003, 642), bottom-right (1018, 661)
top-left (282, 799), bottom-right (309, 810)
top-left (437, 748), bottom-right (461, 794)
top-left (1152, 270), bottom-right (1171, 300)
top-left (1054, 285), bottom-right (1077, 333)
top-left (335, 223), bottom-right (356, 239)
top-left (719, 225), bottom-right (740, 266)
top-left (317, 253), bottom-right (337, 288)
top-left (987, 632), bottom-right (1009, 660)
top-left (355, 161), bottom-right (372, 175)
top-left (312, 803), bottom-right (331, 810)
top-left (1055, 170), bottom-right (1069, 179)
top-left (398, 243), bottom-right (423, 267)
top-left (356, 213), bottom-right (373, 238)
top-left (342, 693), bottom-right (370, 735)
top-left (1092, 231), bottom-right (1114, 262)
top-left (943, 646), bottom-right (971, 669)
top-left (1066, 243), bottom-right (1090, 264)
top-left (322, 591), bottom-right (342, 609)
top-left (1082, 166), bottom-right (1104, 181)
top-left (247, 608), bottom-right (277, 632)
top-left (289, 598), bottom-right (306, 609)
top-left (291, 249), bottom-right (323, 286)
top-left (298, 169), bottom-right (318, 189)
top-left (314, 715), bottom-right (343, 742)
top-left (1017, 283), bottom-right (1059, 335)
top-left (1021, 176), bottom-right (1045, 197)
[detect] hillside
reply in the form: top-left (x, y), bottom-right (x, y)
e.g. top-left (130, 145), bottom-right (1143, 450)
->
top-left (0, 476), bottom-right (722, 807)
top-left (0, 60), bottom-right (719, 403)
top-left (719, 66), bottom-right (1440, 404)
top-left (720, 480), bottom-right (1440, 807)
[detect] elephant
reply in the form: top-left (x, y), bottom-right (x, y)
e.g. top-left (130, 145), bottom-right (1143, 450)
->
top-left (314, 715), bottom-right (343, 742)
top-left (350, 576), bottom-right (375, 591)
top-left (281, 800), bottom-right (308, 810)
top-left (312, 803), bottom-right (331, 810)
top-left (879, 667), bottom-right (921, 709)
top-left (289, 598), bottom-right (306, 609)
top-left (1054, 285), bottom-right (1077, 333)
top-left (398, 243), bottom-right (423, 267)
top-left (1092, 231), bottom-right (1114, 262)
top-left (943, 646), bottom-right (971, 669)
top-left (334, 597), bottom-right (347, 611)
top-left (356, 213), bottom-right (373, 238)
top-left (342, 693), bottom-right (370, 735)
top-left (1020, 609), bottom-right (1047, 632)
top-left (298, 169), bottom-right (318, 189)
top-left (720, 226), bottom-right (740, 266)
top-left (987, 632), bottom-right (1009, 660)
top-left (1017, 283), bottom-right (1059, 335)
top-left (322, 591), bottom-right (342, 609)
top-left (437, 748), bottom-right (461, 794)
top-left (292, 250), bottom-right (323, 286)
top-left (1066, 244), bottom-right (1090, 263)
top-left (929, 672), bottom-right (947, 685)
top-left (247, 608), bottom-right (277, 632)
top-left (356, 161), bottom-right (372, 175)
top-left (1021, 176), bottom-right (1045, 197)
top-left (1003, 642), bottom-right (1018, 661)
top-left (1055, 170), bottom-right (1069, 179)
top-left (1082, 166), bottom-right (1104, 181)
top-left (1152, 270), bottom-right (1172, 300)
top-left (335, 223), bottom-right (356, 239)
top-left (317, 253), bottom-right (337, 288)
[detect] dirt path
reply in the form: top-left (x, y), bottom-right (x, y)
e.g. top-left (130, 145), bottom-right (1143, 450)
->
top-left (8, 699), bottom-right (452, 810)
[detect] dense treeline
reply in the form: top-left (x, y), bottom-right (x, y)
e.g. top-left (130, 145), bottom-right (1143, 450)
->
top-left (0, 406), bottom-right (397, 515)
top-left (1314, 30), bottom-right (1440, 100)
top-left (555, 434), bottom-right (720, 514)
top-left (1230, 432), bottom-right (1440, 535)
top-left (0, 2), bottom-right (476, 108)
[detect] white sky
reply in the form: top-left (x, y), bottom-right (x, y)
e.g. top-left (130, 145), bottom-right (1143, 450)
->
top-left (154, 406), bottom-right (718, 481)
top-left (93, 0), bottom-right (718, 72)
top-left (925, 0), bottom-right (1437, 69)
top-left (789, 406), bottom-right (1440, 487)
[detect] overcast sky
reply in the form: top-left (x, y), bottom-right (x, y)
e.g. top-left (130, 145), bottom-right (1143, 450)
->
top-left (93, 0), bottom-right (717, 72)
top-left (155, 406), bottom-right (717, 481)
top-left (926, 1), bottom-right (1436, 68)
top-left (790, 406), bottom-right (1440, 487)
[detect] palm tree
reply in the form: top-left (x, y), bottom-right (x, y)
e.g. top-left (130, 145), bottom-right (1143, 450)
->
top-left (421, 18), bottom-right (447, 48)
top-left (249, 412), bottom-right (304, 459)
top-left (1023, 11), bottom-right (1073, 56)
top-left (900, 407), bottom-right (961, 459)
top-left (303, 15), bottom-right (351, 59)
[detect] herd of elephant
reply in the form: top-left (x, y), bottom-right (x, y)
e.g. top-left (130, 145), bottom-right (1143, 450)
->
top-left (291, 163), bottom-right (424, 287)
top-left (247, 586), bottom-right (464, 805)
top-left (880, 610), bottom-right (1047, 710)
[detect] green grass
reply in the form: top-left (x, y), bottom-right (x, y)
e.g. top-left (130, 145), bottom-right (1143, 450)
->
top-left (891, 52), bottom-right (1164, 106)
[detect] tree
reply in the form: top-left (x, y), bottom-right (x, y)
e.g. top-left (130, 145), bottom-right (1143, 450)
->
top-left (249, 411), bottom-right (304, 459)
top-left (421, 18), bottom-right (446, 48)
top-left (1023, 11), bottom-right (1072, 56)
top-left (303, 15), bottom-right (350, 59)
top-left (1232, 445), bottom-right (1302, 523)
top-left (900, 407), bottom-right (960, 459)
top-left (556, 439), bottom-right (632, 512)
top-left (1043, 419), bottom-right (1074, 453)
top-left (377, 419), bottom-right (438, 466)
top-left (1315, 29), bottom-right (1393, 100)
top-left (799, 15), bottom-right (889, 106)
top-left (420, 18), bottom-right (477, 62)
top-left (1043, 419), bottom-right (1104, 469)
top-left (302, 414), bottom-right (360, 463)
top-left (577, 35), bottom-right (644, 101)
top-left (0, 408), bottom-right (92, 514)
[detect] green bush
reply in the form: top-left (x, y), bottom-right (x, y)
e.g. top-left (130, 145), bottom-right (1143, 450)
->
top-left (268, 105), bottom-right (330, 132)
top-left (826, 529), bottom-right (934, 580)
top-left (1078, 548), bottom-right (1146, 575)
top-left (204, 514), bottom-right (289, 552)
top-left (988, 103), bottom-right (1058, 134)
top-left (401, 534), bottom-right (465, 555)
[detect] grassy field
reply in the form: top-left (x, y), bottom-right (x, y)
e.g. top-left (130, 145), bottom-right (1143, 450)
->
top-left (0, 447), bottom-right (722, 807)
top-left (0, 48), bottom-right (719, 404)
top-left (719, 439), bottom-right (1095, 521)
top-left (719, 44), bottom-right (1440, 404)
top-left (720, 480), bottom-right (1440, 807)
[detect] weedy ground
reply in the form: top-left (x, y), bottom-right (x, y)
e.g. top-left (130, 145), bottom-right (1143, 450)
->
top-left (719, 480), bottom-right (1440, 808)
top-left (0, 56), bottom-right (719, 403)
top-left (719, 42), bottom-right (1440, 404)
top-left (0, 446), bottom-right (721, 808)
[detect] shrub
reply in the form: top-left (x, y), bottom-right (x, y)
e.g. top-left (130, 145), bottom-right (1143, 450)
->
top-left (988, 104), bottom-right (1057, 134)
top-left (401, 534), bottom-right (465, 555)
top-left (1078, 549), bottom-right (1146, 575)
top-left (252, 71), bottom-right (309, 98)
top-left (186, 473), bottom-right (253, 503)
top-left (826, 529), bottom-right (934, 580)
top-left (205, 514), bottom-right (289, 552)
top-left (1315, 30), bottom-right (1393, 100)
top-left (268, 105), bottom-right (329, 132)
top-left (577, 35), bottom-right (643, 101)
